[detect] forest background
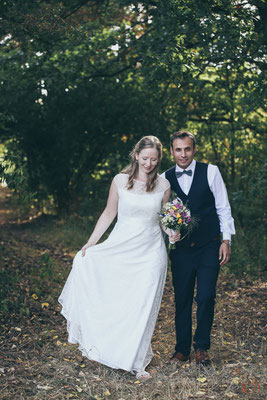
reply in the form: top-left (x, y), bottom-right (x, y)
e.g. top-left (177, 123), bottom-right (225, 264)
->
top-left (1, 0), bottom-right (266, 276)
top-left (0, 0), bottom-right (266, 275)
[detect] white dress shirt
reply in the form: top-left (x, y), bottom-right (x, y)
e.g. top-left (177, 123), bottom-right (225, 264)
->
top-left (161, 159), bottom-right (235, 241)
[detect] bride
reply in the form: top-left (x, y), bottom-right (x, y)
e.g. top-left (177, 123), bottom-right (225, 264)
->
top-left (58, 136), bottom-right (180, 381)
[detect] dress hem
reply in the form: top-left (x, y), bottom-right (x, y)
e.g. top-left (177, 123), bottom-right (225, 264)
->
top-left (58, 300), bottom-right (153, 373)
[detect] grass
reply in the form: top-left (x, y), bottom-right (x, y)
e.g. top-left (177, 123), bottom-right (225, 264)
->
top-left (0, 187), bottom-right (266, 399)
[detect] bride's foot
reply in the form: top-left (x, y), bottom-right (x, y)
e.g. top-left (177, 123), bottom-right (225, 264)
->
top-left (135, 370), bottom-right (152, 381)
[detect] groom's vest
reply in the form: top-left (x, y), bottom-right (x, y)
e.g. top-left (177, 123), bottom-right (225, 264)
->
top-left (165, 162), bottom-right (220, 248)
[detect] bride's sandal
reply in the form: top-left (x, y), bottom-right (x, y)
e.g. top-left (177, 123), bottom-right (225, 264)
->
top-left (135, 371), bottom-right (152, 381)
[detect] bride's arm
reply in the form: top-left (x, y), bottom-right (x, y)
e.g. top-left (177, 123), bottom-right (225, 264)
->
top-left (161, 187), bottom-right (180, 242)
top-left (82, 179), bottom-right (119, 256)
top-left (162, 187), bottom-right (171, 207)
top-left (160, 187), bottom-right (170, 235)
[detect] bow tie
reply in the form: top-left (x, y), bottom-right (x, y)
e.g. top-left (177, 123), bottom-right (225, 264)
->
top-left (175, 169), bottom-right (192, 178)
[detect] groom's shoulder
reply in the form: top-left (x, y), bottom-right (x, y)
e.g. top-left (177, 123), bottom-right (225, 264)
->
top-left (197, 161), bottom-right (217, 168)
top-left (197, 162), bottom-right (221, 179)
top-left (165, 166), bottom-right (176, 174)
top-left (196, 161), bottom-right (208, 167)
top-left (196, 161), bottom-right (218, 171)
top-left (160, 166), bottom-right (175, 179)
top-left (198, 161), bottom-right (220, 173)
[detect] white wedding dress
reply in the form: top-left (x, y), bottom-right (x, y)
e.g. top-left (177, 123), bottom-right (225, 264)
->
top-left (58, 173), bottom-right (170, 372)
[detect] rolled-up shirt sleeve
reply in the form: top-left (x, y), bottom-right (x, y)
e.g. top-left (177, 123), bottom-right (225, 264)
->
top-left (208, 165), bottom-right (235, 240)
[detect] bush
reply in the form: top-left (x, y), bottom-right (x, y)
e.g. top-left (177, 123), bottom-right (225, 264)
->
top-left (229, 163), bottom-right (267, 276)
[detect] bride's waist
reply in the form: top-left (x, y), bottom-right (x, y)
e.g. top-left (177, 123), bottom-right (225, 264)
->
top-left (117, 215), bottom-right (159, 228)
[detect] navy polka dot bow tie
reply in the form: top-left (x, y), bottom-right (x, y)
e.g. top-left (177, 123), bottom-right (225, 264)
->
top-left (175, 169), bottom-right (192, 178)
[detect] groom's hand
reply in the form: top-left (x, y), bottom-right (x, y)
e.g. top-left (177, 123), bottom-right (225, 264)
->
top-left (219, 241), bottom-right (231, 266)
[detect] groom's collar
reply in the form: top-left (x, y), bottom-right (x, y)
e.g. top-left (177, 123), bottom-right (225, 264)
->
top-left (175, 159), bottom-right (196, 173)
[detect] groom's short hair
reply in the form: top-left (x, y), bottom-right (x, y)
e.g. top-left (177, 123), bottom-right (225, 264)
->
top-left (170, 131), bottom-right (196, 148)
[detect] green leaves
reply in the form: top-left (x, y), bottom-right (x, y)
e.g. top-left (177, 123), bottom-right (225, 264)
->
top-left (0, 0), bottom-right (265, 220)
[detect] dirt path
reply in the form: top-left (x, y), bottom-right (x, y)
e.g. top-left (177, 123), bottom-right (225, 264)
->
top-left (0, 186), bottom-right (266, 399)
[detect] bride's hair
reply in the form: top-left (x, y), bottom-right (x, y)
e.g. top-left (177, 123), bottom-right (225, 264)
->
top-left (122, 135), bottom-right (163, 192)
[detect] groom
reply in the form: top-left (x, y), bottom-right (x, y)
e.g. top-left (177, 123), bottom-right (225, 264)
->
top-left (163, 130), bottom-right (235, 365)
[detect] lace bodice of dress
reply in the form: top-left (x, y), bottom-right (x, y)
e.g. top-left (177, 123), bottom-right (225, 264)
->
top-left (114, 173), bottom-right (170, 195)
top-left (114, 173), bottom-right (170, 225)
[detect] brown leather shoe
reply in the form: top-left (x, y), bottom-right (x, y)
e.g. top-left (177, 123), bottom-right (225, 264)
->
top-left (195, 349), bottom-right (211, 366)
top-left (170, 352), bottom-right (190, 362)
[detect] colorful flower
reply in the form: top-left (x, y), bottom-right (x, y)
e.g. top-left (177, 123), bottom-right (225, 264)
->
top-left (158, 197), bottom-right (198, 249)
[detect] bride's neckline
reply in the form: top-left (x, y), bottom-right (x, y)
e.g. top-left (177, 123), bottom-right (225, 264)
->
top-left (132, 174), bottom-right (160, 184)
top-left (133, 178), bottom-right (147, 183)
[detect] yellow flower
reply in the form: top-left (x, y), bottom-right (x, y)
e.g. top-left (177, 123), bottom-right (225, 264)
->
top-left (176, 213), bottom-right (181, 218)
top-left (178, 218), bottom-right (182, 224)
top-left (32, 294), bottom-right (38, 300)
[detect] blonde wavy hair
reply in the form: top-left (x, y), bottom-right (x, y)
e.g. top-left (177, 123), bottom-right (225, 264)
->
top-left (122, 136), bottom-right (162, 192)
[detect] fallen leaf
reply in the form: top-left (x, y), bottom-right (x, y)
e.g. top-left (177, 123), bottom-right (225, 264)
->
top-left (231, 377), bottom-right (239, 384)
top-left (92, 375), bottom-right (101, 381)
top-left (225, 392), bottom-right (238, 398)
top-left (14, 327), bottom-right (21, 332)
top-left (225, 363), bottom-right (239, 368)
top-left (37, 385), bottom-right (53, 390)
top-left (104, 389), bottom-right (111, 396)
top-left (197, 377), bottom-right (207, 383)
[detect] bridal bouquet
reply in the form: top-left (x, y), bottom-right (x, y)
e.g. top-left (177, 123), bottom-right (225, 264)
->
top-left (159, 198), bottom-right (197, 249)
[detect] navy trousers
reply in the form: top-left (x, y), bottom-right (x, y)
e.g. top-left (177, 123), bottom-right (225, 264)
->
top-left (170, 240), bottom-right (221, 355)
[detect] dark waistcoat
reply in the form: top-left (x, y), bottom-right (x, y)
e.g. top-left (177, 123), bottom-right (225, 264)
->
top-left (165, 162), bottom-right (220, 248)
